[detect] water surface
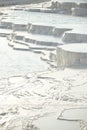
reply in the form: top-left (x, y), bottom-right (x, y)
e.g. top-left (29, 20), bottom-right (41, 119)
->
top-left (3, 10), bottom-right (87, 26)
top-left (59, 108), bottom-right (87, 121)
top-left (34, 114), bottom-right (80, 130)
top-left (0, 37), bottom-right (49, 78)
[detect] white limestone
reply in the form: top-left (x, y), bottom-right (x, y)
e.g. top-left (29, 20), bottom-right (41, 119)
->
top-left (0, 3), bottom-right (87, 130)
top-left (72, 8), bottom-right (87, 16)
top-left (62, 26), bottom-right (87, 43)
top-left (56, 44), bottom-right (87, 67)
top-left (12, 23), bottom-right (27, 31)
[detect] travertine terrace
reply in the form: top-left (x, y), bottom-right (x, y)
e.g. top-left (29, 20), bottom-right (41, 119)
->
top-left (0, 0), bottom-right (87, 130)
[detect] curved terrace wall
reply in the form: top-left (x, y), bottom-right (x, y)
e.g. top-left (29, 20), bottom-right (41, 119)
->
top-left (27, 23), bottom-right (72, 37)
top-left (28, 24), bottom-right (53, 35)
top-left (56, 46), bottom-right (87, 67)
top-left (62, 31), bottom-right (87, 43)
top-left (78, 3), bottom-right (87, 8)
top-left (24, 35), bottom-right (59, 46)
top-left (53, 27), bottom-right (72, 37)
top-left (72, 8), bottom-right (87, 16)
top-left (12, 32), bottom-right (61, 47)
top-left (1, 20), bottom-right (87, 47)
top-left (0, 21), bottom-right (12, 29)
top-left (12, 23), bottom-right (27, 31)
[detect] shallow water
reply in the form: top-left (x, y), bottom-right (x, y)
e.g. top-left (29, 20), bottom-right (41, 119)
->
top-left (0, 9), bottom-right (87, 78)
top-left (0, 37), bottom-right (49, 78)
top-left (59, 108), bottom-right (87, 121)
top-left (34, 115), bottom-right (80, 130)
top-left (3, 10), bottom-right (87, 26)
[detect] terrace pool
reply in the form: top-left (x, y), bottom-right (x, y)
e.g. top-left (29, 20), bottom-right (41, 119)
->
top-left (0, 37), bottom-right (49, 78)
top-left (2, 10), bottom-right (87, 26)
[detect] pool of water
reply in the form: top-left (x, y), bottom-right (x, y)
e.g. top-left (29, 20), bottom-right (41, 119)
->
top-left (1, 9), bottom-right (87, 78)
top-left (3, 10), bottom-right (87, 26)
top-left (59, 108), bottom-right (87, 121)
top-left (0, 37), bottom-right (49, 78)
top-left (34, 114), bottom-right (80, 130)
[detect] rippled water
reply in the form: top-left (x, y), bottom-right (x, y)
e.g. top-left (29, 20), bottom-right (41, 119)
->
top-left (0, 37), bottom-right (49, 78)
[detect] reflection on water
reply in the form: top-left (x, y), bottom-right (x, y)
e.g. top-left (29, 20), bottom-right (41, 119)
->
top-left (34, 115), bottom-right (80, 130)
top-left (0, 37), bottom-right (49, 78)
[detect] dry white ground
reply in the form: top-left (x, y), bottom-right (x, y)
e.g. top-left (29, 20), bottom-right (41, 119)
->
top-left (0, 68), bottom-right (87, 129)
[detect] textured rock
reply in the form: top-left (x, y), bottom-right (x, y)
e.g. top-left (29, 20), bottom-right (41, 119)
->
top-left (62, 31), bottom-right (87, 43)
top-left (12, 23), bottom-right (27, 31)
top-left (56, 44), bottom-right (87, 67)
top-left (28, 24), bottom-right (53, 35)
top-left (79, 3), bottom-right (87, 8)
top-left (6, 117), bottom-right (40, 130)
top-left (53, 27), bottom-right (72, 37)
top-left (0, 21), bottom-right (12, 29)
top-left (72, 7), bottom-right (87, 16)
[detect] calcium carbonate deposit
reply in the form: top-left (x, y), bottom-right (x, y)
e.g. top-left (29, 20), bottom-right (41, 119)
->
top-left (0, 0), bottom-right (87, 130)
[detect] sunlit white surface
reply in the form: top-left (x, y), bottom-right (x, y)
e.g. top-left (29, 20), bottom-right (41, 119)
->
top-left (0, 37), bottom-right (49, 77)
top-left (59, 43), bottom-right (87, 53)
